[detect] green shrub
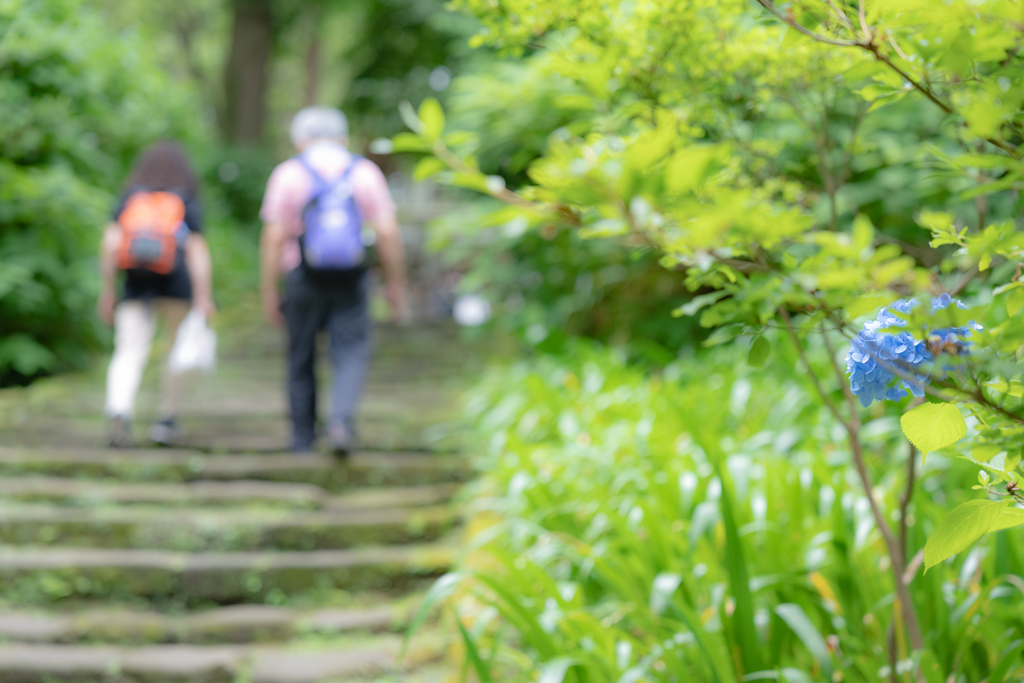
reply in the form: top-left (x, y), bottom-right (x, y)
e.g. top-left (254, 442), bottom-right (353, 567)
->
top-left (0, 0), bottom-right (203, 385)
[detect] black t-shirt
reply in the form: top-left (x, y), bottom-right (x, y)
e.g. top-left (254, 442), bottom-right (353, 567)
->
top-left (112, 188), bottom-right (203, 301)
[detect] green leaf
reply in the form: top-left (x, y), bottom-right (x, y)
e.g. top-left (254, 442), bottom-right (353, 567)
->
top-left (988, 639), bottom-right (1024, 683)
top-left (747, 336), bottom-right (770, 369)
top-left (449, 172), bottom-right (493, 194)
top-left (718, 466), bottom-right (764, 674)
top-left (846, 293), bottom-right (890, 318)
top-left (398, 572), bottom-right (464, 661)
top-left (553, 93), bottom-right (595, 110)
top-left (456, 616), bottom-right (494, 683)
top-left (972, 444), bottom-right (1003, 463)
top-left (413, 157), bottom-right (448, 181)
top-left (988, 381), bottom-right (1024, 398)
top-left (674, 291), bottom-right (728, 318)
top-left (0, 335), bottom-right (57, 376)
top-left (1008, 288), bottom-right (1024, 317)
top-left (924, 499), bottom-right (1024, 569)
top-left (538, 657), bottom-right (577, 683)
top-left (649, 572), bottom-right (682, 615)
top-left (852, 214), bottom-right (874, 251)
top-left (390, 132), bottom-right (430, 153)
top-left (398, 100), bottom-right (423, 135)
top-left (900, 402), bottom-right (967, 454)
top-left (418, 97), bottom-right (445, 141)
top-left (774, 603), bottom-right (833, 679)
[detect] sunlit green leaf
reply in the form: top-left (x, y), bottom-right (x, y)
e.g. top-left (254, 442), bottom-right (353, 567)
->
top-left (901, 403), bottom-right (967, 454)
top-left (1008, 289), bottom-right (1024, 317)
top-left (418, 97), bottom-right (446, 141)
top-left (413, 157), bottom-right (448, 181)
top-left (774, 603), bottom-right (833, 678)
top-left (924, 499), bottom-right (1024, 569)
top-left (538, 657), bottom-right (577, 683)
top-left (988, 381), bottom-right (1024, 398)
top-left (747, 335), bottom-right (770, 369)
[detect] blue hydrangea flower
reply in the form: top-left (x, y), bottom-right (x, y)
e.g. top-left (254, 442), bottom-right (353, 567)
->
top-left (928, 293), bottom-right (983, 357)
top-left (846, 295), bottom-right (984, 405)
top-left (847, 299), bottom-right (931, 407)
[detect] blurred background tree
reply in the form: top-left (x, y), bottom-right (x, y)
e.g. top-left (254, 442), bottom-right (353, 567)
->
top-left (0, 0), bottom-right (201, 385)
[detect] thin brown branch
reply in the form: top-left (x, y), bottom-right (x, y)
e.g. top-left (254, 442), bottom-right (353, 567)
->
top-left (779, 308), bottom-right (849, 428)
top-left (949, 265), bottom-right (979, 297)
top-left (861, 43), bottom-right (1018, 155)
top-left (824, 0), bottom-right (855, 31)
top-left (871, 352), bottom-right (1024, 427)
top-left (820, 327), bottom-right (925, 654)
top-left (754, 0), bottom-right (859, 46)
top-left (759, 0), bottom-right (1020, 156)
top-left (431, 142), bottom-right (540, 211)
top-left (884, 31), bottom-right (914, 65)
top-left (861, 42), bottom-right (953, 114)
top-left (899, 439), bottom-right (920, 556)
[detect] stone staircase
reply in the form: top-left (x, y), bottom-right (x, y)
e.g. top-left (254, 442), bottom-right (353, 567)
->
top-left (0, 310), bottom-right (479, 682)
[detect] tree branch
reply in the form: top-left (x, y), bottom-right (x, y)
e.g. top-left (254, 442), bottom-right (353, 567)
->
top-left (819, 326), bottom-right (925, 654)
top-left (779, 308), bottom-right (849, 428)
top-left (757, 0), bottom-right (1020, 156)
top-left (754, 0), bottom-right (859, 47)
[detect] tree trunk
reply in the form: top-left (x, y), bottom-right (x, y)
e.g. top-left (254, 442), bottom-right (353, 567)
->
top-left (222, 0), bottom-right (273, 144)
top-left (303, 9), bottom-right (322, 107)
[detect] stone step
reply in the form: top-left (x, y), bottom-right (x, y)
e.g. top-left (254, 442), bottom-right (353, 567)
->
top-left (0, 447), bottom-right (467, 489)
top-left (0, 410), bottom-right (450, 452)
top-left (0, 429), bottom-right (438, 453)
top-left (0, 603), bottom-right (411, 644)
top-left (0, 476), bottom-right (459, 510)
top-left (0, 477), bottom-right (326, 509)
top-left (0, 635), bottom-right (443, 683)
top-left (0, 502), bottom-right (455, 551)
top-left (0, 543), bottom-right (455, 605)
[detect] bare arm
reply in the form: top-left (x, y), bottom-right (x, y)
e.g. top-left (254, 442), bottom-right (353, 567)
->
top-left (184, 233), bottom-right (215, 318)
top-left (260, 221), bottom-right (288, 326)
top-left (97, 223), bottom-right (121, 325)
top-left (372, 212), bottom-right (408, 323)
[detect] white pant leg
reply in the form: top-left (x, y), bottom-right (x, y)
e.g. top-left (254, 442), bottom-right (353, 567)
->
top-left (105, 300), bottom-right (156, 418)
top-left (155, 299), bottom-right (191, 418)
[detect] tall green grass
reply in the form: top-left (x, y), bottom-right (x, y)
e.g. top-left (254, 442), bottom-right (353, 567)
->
top-left (416, 341), bottom-right (1024, 682)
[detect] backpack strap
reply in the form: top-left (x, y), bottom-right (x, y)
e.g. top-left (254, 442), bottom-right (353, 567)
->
top-left (294, 155), bottom-right (325, 189)
top-left (295, 153), bottom-right (363, 196)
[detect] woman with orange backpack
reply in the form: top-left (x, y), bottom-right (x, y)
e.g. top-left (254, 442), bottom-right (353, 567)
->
top-left (97, 141), bottom-right (215, 448)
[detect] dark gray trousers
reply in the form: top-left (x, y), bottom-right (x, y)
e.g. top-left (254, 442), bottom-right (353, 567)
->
top-left (283, 267), bottom-right (370, 451)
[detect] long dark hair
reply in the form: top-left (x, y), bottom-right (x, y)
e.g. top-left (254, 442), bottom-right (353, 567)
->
top-left (123, 141), bottom-right (199, 197)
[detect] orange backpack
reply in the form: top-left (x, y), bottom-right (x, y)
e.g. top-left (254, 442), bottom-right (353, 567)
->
top-left (116, 192), bottom-right (187, 274)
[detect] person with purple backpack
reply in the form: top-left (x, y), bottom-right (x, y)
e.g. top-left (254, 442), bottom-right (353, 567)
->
top-left (259, 106), bottom-right (408, 454)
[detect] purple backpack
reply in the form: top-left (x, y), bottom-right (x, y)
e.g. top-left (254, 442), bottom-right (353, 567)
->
top-left (297, 155), bottom-right (365, 271)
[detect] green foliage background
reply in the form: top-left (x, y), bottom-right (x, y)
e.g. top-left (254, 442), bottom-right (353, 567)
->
top-left (0, 0), bottom-right (202, 383)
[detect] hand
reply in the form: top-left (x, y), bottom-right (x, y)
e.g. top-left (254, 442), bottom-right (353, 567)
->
top-left (386, 281), bottom-right (410, 325)
top-left (263, 290), bottom-right (285, 327)
top-left (97, 290), bottom-right (116, 326)
top-left (194, 295), bottom-right (217, 320)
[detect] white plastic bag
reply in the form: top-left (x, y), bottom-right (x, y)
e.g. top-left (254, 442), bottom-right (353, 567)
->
top-left (168, 309), bottom-right (217, 374)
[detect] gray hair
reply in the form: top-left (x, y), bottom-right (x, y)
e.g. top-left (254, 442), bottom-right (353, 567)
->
top-left (289, 106), bottom-right (349, 146)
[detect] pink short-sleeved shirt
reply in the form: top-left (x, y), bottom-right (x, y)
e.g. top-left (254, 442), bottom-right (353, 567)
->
top-left (259, 141), bottom-right (396, 273)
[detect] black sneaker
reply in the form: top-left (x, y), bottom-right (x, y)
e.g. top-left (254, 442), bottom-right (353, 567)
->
top-left (108, 416), bottom-right (132, 449)
top-left (328, 423), bottom-right (356, 457)
top-left (148, 418), bottom-right (180, 447)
